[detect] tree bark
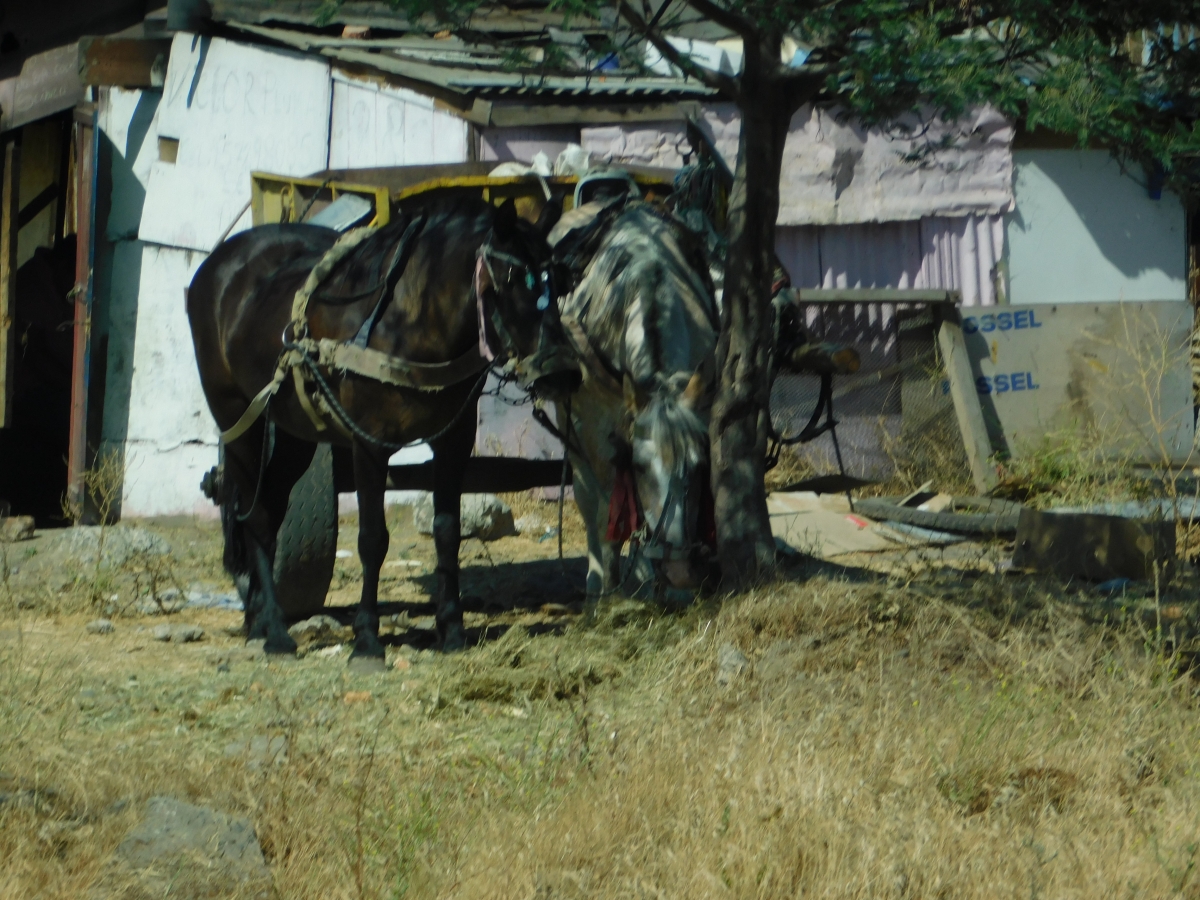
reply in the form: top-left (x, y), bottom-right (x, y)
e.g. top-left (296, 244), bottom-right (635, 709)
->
top-left (710, 41), bottom-right (805, 589)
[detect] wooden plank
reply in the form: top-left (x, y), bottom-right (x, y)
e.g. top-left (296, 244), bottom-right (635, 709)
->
top-left (0, 138), bottom-right (18, 429)
top-left (67, 111), bottom-right (97, 513)
top-left (78, 36), bottom-right (171, 88)
top-left (0, 43), bottom-right (84, 133)
top-left (795, 288), bottom-right (961, 303)
top-left (936, 303), bottom-right (999, 494)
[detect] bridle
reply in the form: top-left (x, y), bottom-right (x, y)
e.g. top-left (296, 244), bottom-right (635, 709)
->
top-left (611, 419), bottom-right (715, 590)
top-left (475, 239), bottom-right (555, 362)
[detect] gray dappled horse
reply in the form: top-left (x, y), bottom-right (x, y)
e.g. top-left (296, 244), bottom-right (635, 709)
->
top-left (549, 200), bottom-right (720, 598)
top-left (188, 196), bottom-right (561, 666)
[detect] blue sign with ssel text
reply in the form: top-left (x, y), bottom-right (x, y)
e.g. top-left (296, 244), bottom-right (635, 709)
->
top-left (962, 309), bottom-right (1043, 334)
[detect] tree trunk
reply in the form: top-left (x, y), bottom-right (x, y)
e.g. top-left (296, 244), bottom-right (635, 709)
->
top-left (710, 46), bottom-right (801, 589)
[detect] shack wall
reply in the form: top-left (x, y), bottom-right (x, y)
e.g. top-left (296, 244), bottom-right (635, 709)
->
top-left (1005, 150), bottom-right (1188, 304)
top-left (98, 37), bottom-right (469, 519)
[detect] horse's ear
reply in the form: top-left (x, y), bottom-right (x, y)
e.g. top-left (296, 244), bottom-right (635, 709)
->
top-left (681, 358), bottom-right (715, 410)
top-left (535, 197), bottom-right (562, 237)
top-left (623, 373), bottom-right (649, 412)
top-left (494, 198), bottom-right (519, 240)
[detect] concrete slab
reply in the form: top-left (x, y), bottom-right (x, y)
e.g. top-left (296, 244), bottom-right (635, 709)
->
top-left (768, 492), bottom-right (899, 556)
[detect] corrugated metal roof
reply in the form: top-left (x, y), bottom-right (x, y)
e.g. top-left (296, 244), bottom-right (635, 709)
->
top-left (228, 22), bottom-right (719, 103)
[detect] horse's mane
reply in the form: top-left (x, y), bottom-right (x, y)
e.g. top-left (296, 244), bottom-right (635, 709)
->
top-left (640, 374), bottom-right (709, 472)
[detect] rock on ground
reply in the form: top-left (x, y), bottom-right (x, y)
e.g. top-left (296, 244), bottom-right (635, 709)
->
top-left (223, 735), bottom-right (289, 771)
top-left (48, 525), bottom-right (171, 569)
top-left (94, 796), bottom-right (270, 900)
top-left (717, 643), bottom-right (751, 686)
top-left (412, 492), bottom-right (517, 541)
top-left (288, 614), bottom-right (349, 645)
top-left (0, 516), bottom-right (34, 542)
top-left (86, 619), bottom-right (114, 635)
top-left (153, 624), bottom-right (204, 643)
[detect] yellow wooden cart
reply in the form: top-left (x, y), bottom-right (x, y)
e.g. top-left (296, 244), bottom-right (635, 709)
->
top-left (249, 161), bottom-right (683, 231)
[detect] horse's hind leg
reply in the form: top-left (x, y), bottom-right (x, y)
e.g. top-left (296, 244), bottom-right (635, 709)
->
top-left (349, 441), bottom-right (390, 670)
top-left (431, 410), bottom-right (475, 651)
top-left (221, 423), bottom-right (313, 654)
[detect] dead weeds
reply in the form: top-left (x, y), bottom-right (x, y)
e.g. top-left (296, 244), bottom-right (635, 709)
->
top-left (4, 515), bottom-right (1200, 898)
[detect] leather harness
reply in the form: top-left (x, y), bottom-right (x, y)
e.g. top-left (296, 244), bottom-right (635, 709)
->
top-left (220, 223), bottom-right (489, 444)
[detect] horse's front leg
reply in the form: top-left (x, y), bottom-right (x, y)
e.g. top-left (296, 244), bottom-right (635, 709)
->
top-left (431, 410), bottom-right (475, 651)
top-left (350, 440), bottom-right (390, 671)
top-left (569, 449), bottom-right (620, 599)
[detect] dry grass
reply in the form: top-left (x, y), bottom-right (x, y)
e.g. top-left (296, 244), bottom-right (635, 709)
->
top-left (4, 529), bottom-right (1200, 898)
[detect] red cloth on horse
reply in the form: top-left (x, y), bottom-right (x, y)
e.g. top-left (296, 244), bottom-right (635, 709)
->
top-left (606, 466), bottom-right (639, 543)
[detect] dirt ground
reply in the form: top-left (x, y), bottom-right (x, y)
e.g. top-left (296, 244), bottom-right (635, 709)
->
top-left (4, 496), bottom-right (1200, 899)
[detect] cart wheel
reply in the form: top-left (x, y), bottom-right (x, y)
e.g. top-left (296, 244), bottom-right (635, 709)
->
top-left (272, 443), bottom-right (338, 620)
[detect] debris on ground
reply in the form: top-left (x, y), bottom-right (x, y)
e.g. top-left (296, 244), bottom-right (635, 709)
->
top-left (85, 619), bottom-right (114, 635)
top-left (878, 520), bottom-right (965, 546)
top-left (852, 495), bottom-right (1023, 536)
top-left (97, 796), bottom-right (271, 899)
top-left (0, 516), bottom-right (34, 542)
top-left (412, 492), bottom-right (517, 541)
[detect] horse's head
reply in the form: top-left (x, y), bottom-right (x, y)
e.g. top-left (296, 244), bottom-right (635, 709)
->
top-left (476, 198), bottom-right (582, 396)
top-left (613, 365), bottom-right (717, 590)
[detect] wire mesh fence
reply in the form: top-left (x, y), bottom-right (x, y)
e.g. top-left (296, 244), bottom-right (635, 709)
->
top-left (768, 302), bottom-right (972, 493)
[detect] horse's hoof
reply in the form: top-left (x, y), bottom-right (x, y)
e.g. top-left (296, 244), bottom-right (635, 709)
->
top-left (347, 654), bottom-right (387, 674)
top-left (264, 634), bottom-right (298, 656)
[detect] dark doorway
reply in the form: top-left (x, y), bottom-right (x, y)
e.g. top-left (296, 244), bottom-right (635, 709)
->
top-left (0, 114), bottom-right (77, 525)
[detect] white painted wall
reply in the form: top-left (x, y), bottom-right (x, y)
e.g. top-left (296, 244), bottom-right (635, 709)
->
top-left (1005, 150), bottom-right (1188, 304)
top-left (140, 34), bottom-right (332, 252)
top-left (100, 241), bottom-right (216, 518)
top-left (329, 71), bottom-right (468, 168)
top-left (98, 40), bottom-right (480, 518)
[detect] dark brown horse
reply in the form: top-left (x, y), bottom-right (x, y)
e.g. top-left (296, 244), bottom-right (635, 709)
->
top-left (187, 195), bottom-right (562, 667)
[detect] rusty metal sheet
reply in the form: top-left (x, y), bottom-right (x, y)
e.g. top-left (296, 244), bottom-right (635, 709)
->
top-left (959, 301), bottom-right (1195, 464)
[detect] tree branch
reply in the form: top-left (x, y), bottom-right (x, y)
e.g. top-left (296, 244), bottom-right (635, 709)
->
top-left (679, 0), bottom-right (757, 40)
top-left (618, 0), bottom-right (740, 97)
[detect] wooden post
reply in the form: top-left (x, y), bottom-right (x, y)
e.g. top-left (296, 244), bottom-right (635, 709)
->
top-left (936, 302), bottom-right (999, 495)
top-left (68, 105), bottom-right (97, 514)
top-left (0, 136), bottom-right (18, 429)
